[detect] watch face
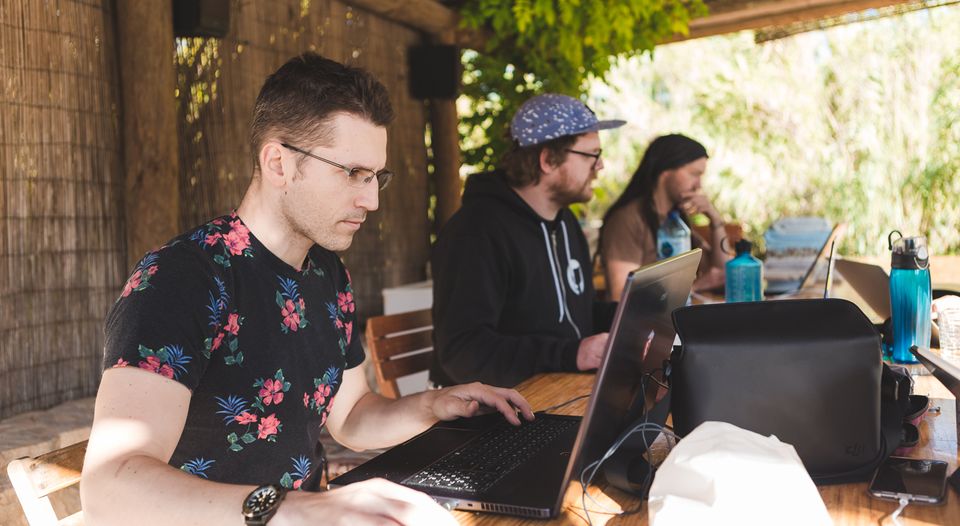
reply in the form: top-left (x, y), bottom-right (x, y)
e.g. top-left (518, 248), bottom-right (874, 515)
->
top-left (243, 485), bottom-right (280, 517)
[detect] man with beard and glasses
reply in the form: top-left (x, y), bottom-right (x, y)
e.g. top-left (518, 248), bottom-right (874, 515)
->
top-left (81, 53), bottom-right (533, 526)
top-left (430, 94), bottom-right (624, 388)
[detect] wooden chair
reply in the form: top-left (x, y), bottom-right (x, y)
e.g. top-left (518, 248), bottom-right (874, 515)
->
top-left (366, 308), bottom-right (433, 399)
top-left (6, 440), bottom-right (87, 526)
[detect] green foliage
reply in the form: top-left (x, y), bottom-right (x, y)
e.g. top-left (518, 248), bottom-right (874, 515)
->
top-left (586, 7), bottom-right (960, 256)
top-left (458, 0), bottom-right (706, 172)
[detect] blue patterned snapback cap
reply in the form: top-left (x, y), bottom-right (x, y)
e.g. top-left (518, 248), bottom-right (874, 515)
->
top-left (509, 93), bottom-right (626, 147)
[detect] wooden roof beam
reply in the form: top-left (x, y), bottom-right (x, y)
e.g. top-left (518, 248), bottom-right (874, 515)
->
top-left (683, 0), bottom-right (915, 40)
top-left (341, 0), bottom-right (486, 47)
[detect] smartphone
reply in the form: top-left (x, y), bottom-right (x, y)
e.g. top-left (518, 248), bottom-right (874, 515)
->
top-left (868, 456), bottom-right (948, 504)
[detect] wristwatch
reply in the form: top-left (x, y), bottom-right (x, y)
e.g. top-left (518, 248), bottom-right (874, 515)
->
top-left (242, 484), bottom-right (286, 525)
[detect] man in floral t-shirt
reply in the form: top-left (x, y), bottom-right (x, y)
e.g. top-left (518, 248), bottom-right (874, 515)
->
top-left (82, 53), bottom-right (534, 526)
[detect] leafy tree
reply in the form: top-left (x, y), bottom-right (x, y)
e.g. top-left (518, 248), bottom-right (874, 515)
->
top-left (586, 7), bottom-right (960, 255)
top-left (458, 0), bottom-right (706, 172)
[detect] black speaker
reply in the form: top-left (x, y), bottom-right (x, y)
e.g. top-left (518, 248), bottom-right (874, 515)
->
top-left (174, 0), bottom-right (230, 38)
top-left (408, 45), bottom-right (460, 100)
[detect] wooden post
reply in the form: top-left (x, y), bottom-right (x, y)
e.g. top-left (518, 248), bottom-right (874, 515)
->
top-left (115, 1), bottom-right (180, 266)
top-left (430, 96), bottom-right (462, 229)
top-left (428, 30), bottom-right (463, 230)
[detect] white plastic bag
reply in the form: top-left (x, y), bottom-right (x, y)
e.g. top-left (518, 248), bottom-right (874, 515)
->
top-left (648, 421), bottom-right (832, 526)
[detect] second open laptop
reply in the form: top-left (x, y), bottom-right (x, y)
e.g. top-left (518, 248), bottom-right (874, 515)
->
top-left (765, 223), bottom-right (846, 297)
top-left (329, 249), bottom-right (702, 518)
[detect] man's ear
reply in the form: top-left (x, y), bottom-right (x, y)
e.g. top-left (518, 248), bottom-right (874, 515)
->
top-left (258, 142), bottom-right (287, 188)
top-left (538, 147), bottom-right (557, 180)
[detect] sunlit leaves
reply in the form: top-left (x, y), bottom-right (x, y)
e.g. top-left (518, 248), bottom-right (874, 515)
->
top-left (458, 0), bottom-right (706, 173)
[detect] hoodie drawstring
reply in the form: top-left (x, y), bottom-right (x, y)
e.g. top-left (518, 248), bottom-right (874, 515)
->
top-left (560, 222), bottom-right (585, 295)
top-left (540, 223), bottom-right (566, 323)
top-left (541, 222), bottom-right (583, 338)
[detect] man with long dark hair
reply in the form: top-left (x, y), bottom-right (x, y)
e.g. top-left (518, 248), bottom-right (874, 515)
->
top-left (430, 94), bottom-right (623, 388)
top-left (599, 134), bottom-right (729, 299)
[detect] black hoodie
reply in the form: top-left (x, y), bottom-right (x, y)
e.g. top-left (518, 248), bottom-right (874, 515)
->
top-left (430, 170), bottom-right (606, 387)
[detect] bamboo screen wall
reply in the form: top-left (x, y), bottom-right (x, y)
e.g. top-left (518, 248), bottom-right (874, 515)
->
top-left (0, 0), bottom-right (126, 419)
top-left (174, 0), bottom-right (432, 320)
top-left (0, 0), bottom-right (432, 418)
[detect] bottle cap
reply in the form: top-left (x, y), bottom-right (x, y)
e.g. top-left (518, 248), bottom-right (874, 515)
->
top-left (734, 239), bottom-right (753, 255)
top-left (889, 232), bottom-right (929, 270)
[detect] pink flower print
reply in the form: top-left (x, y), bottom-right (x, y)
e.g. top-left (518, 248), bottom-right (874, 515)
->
top-left (344, 321), bottom-right (353, 344)
top-left (259, 378), bottom-right (284, 406)
top-left (113, 358), bottom-right (129, 368)
top-left (282, 313), bottom-right (300, 332)
top-left (138, 355), bottom-right (161, 372)
top-left (138, 356), bottom-right (174, 379)
top-left (257, 414), bottom-right (280, 439)
top-left (204, 233), bottom-right (222, 246)
top-left (293, 479), bottom-right (303, 490)
top-left (147, 265), bottom-right (159, 276)
top-left (337, 292), bottom-right (354, 314)
top-left (312, 384), bottom-right (332, 407)
top-left (122, 270), bottom-right (142, 297)
top-left (224, 313), bottom-right (240, 335)
top-left (223, 220), bottom-right (251, 255)
top-left (281, 300), bottom-right (301, 332)
top-left (234, 411), bottom-right (258, 425)
top-left (211, 332), bottom-right (225, 351)
top-left (303, 393), bottom-right (310, 407)
top-left (320, 396), bottom-right (335, 427)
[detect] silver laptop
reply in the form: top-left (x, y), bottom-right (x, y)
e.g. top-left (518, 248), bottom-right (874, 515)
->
top-left (836, 259), bottom-right (943, 344)
top-left (329, 249), bottom-right (702, 518)
top-left (765, 223), bottom-right (846, 296)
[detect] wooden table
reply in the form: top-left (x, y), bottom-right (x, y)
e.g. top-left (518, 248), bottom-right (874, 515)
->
top-left (454, 372), bottom-right (959, 525)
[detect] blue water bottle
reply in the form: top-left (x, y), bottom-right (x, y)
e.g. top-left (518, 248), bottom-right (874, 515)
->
top-left (657, 210), bottom-right (691, 260)
top-left (888, 231), bottom-right (931, 364)
top-left (726, 239), bottom-right (763, 303)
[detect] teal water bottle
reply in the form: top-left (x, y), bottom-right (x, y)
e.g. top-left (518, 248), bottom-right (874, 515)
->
top-left (888, 231), bottom-right (931, 364)
top-left (657, 210), bottom-right (691, 260)
top-left (725, 239), bottom-right (763, 303)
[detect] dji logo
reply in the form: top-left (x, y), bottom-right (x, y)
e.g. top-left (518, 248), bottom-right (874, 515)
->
top-left (845, 443), bottom-right (864, 456)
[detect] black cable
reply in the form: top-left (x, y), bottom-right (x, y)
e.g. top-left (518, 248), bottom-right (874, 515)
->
top-left (538, 393), bottom-right (590, 413)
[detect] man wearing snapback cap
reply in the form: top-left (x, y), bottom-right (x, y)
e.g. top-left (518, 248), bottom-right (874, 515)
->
top-left (430, 94), bottom-right (625, 388)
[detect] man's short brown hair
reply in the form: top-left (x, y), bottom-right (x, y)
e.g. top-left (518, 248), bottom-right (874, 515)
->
top-left (249, 53), bottom-right (394, 171)
top-left (499, 134), bottom-right (578, 187)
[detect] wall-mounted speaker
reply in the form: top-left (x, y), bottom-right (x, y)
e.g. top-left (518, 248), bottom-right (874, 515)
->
top-left (173, 0), bottom-right (230, 38)
top-left (408, 45), bottom-right (460, 100)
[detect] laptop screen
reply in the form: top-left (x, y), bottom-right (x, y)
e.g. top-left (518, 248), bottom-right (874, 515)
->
top-left (564, 249), bottom-right (701, 483)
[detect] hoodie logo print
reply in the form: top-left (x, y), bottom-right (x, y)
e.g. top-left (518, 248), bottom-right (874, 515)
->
top-left (566, 259), bottom-right (584, 295)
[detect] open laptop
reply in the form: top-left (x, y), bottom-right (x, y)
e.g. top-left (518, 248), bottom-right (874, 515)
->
top-left (834, 258), bottom-right (892, 319)
top-left (835, 259), bottom-right (946, 344)
top-left (330, 249), bottom-right (702, 518)
top-left (765, 223), bottom-right (846, 297)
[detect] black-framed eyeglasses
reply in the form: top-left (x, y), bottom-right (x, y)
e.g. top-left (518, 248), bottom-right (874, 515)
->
top-left (565, 148), bottom-right (603, 169)
top-left (281, 143), bottom-right (393, 190)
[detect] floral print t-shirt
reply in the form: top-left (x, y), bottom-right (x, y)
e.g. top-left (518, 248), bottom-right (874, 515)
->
top-left (103, 213), bottom-right (364, 492)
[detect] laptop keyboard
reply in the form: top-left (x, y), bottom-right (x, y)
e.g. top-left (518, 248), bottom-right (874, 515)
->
top-left (402, 416), bottom-right (578, 494)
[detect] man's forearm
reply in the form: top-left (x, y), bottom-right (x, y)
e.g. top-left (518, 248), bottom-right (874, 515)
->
top-left (82, 453), bottom-right (253, 526)
top-left (331, 390), bottom-right (440, 451)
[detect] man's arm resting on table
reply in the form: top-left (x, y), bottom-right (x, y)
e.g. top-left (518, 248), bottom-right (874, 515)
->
top-left (325, 366), bottom-right (535, 452)
top-left (81, 367), bottom-right (458, 526)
